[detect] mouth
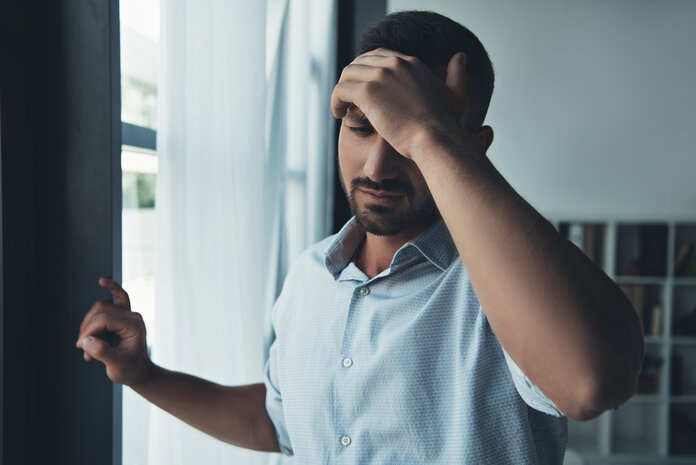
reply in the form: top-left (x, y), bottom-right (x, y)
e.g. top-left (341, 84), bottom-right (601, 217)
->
top-left (358, 188), bottom-right (406, 205)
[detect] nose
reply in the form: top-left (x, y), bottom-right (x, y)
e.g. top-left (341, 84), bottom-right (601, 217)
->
top-left (363, 136), bottom-right (401, 184)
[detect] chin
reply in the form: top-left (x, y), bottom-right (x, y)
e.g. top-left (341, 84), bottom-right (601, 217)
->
top-left (356, 207), bottom-right (430, 237)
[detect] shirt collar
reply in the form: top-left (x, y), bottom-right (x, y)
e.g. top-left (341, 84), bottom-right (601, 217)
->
top-left (324, 216), bottom-right (458, 279)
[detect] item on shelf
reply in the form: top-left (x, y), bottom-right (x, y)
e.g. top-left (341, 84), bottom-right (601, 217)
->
top-left (670, 410), bottom-right (696, 456)
top-left (620, 285), bottom-right (645, 322)
top-left (671, 354), bottom-right (683, 396)
top-left (627, 257), bottom-right (642, 276)
top-left (673, 307), bottom-right (696, 337)
top-left (674, 242), bottom-right (694, 277)
top-left (647, 305), bottom-right (662, 336)
top-left (638, 303), bottom-right (662, 336)
top-left (558, 222), bottom-right (604, 266)
top-left (637, 352), bottom-right (663, 395)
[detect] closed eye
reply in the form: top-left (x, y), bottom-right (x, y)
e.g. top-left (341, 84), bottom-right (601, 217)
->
top-left (347, 124), bottom-right (375, 137)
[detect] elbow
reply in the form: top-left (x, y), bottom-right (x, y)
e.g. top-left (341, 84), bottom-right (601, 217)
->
top-left (567, 300), bottom-right (645, 421)
top-left (563, 382), bottom-right (619, 422)
top-left (565, 357), bottom-right (642, 422)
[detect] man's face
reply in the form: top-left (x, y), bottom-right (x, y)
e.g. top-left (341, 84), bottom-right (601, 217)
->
top-left (337, 107), bottom-right (440, 236)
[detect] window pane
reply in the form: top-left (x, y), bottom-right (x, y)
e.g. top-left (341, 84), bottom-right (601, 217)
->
top-left (121, 0), bottom-right (159, 461)
top-left (120, 0), bottom-right (159, 129)
top-left (121, 146), bottom-right (157, 465)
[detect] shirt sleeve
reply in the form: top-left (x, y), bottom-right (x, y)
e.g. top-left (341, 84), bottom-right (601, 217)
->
top-left (502, 347), bottom-right (565, 418)
top-left (264, 336), bottom-right (294, 455)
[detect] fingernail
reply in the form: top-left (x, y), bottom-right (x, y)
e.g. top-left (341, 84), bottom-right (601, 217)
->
top-left (82, 336), bottom-right (93, 346)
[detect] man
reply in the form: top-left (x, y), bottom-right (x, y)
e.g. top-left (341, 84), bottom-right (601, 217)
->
top-left (77, 11), bottom-right (643, 464)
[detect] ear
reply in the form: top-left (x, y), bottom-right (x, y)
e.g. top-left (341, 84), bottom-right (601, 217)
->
top-left (445, 52), bottom-right (467, 117)
top-left (473, 125), bottom-right (494, 152)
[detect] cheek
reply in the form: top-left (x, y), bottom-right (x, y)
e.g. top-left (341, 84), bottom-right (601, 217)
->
top-left (338, 137), bottom-right (366, 183)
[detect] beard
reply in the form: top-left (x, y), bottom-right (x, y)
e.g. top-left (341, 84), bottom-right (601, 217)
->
top-left (343, 176), bottom-right (440, 236)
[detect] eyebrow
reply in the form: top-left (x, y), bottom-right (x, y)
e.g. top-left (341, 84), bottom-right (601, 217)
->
top-left (344, 105), bottom-right (370, 125)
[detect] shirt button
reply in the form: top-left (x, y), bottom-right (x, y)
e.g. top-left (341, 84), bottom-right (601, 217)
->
top-left (359, 286), bottom-right (370, 296)
top-left (341, 435), bottom-right (352, 446)
top-left (342, 357), bottom-right (353, 368)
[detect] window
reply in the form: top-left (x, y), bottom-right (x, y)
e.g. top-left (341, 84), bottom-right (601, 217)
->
top-left (120, 0), bottom-right (159, 463)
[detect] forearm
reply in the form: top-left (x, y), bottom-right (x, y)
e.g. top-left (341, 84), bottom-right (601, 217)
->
top-left (130, 363), bottom-right (280, 452)
top-left (413, 132), bottom-right (644, 420)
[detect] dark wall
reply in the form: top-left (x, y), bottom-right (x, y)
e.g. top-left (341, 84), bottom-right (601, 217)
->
top-left (0, 0), bottom-right (121, 463)
top-left (332, 0), bottom-right (387, 234)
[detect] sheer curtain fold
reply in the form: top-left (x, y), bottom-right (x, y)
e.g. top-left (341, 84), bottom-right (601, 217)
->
top-left (150, 0), bottom-right (336, 463)
top-left (151, 1), bottom-right (275, 464)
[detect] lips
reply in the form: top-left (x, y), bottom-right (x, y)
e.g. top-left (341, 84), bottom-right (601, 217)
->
top-left (358, 188), bottom-right (405, 205)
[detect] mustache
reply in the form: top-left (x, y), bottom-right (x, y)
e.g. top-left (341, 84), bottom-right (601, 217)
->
top-left (351, 177), bottom-right (413, 196)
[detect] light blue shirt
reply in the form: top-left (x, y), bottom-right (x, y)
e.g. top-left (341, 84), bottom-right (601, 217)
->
top-left (264, 217), bottom-right (567, 464)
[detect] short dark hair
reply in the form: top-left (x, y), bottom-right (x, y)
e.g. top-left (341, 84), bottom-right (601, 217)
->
top-left (357, 10), bottom-right (494, 132)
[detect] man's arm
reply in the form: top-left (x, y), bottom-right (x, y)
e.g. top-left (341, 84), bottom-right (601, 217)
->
top-left (332, 49), bottom-right (644, 421)
top-left (76, 278), bottom-right (280, 452)
top-left (412, 135), bottom-right (643, 420)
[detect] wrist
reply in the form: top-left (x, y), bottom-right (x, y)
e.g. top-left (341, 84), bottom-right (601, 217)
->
top-left (409, 121), bottom-right (467, 166)
top-left (128, 358), bottom-right (161, 391)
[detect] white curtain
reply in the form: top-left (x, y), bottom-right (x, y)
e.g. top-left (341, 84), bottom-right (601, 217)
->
top-left (150, 0), bottom-right (336, 463)
top-left (151, 1), bottom-right (277, 464)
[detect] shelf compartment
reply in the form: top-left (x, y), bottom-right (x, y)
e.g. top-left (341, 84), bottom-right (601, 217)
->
top-left (637, 343), bottom-right (667, 396)
top-left (674, 223), bottom-right (696, 278)
top-left (672, 285), bottom-right (696, 338)
top-left (559, 222), bottom-right (606, 267)
top-left (567, 410), bottom-right (610, 455)
top-left (619, 284), bottom-right (665, 337)
top-left (611, 402), bottom-right (666, 455)
top-left (670, 404), bottom-right (696, 456)
top-left (671, 345), bottom-right (696, 396)
top-left (615, 223), bottom-right (668, 278)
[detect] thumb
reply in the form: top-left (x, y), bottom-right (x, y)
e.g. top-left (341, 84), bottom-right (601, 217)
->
top-left (445, 52), bottom-right (468, 118)
top-left (81, 336), bottom-right (117, 365)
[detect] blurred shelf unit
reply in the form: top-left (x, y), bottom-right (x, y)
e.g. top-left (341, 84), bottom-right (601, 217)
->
top-left (555, 221), bottom-right (696, 464)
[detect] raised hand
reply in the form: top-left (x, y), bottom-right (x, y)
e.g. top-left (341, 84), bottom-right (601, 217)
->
top-left (76, 278), bottom-right (153, 386)
top-left (331, 48), bottom-right (468, 160)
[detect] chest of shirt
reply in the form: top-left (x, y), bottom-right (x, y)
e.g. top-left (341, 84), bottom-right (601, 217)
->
top-left (272, 257), bottom-right (496, 411)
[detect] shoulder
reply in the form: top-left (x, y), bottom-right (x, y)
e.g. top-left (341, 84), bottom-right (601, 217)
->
top-left (277, 233), bottom-right (338, 297)
top-left (270, 233), bottom-right (338, 323)
top-left (287, 234), bottom-right (337, 277)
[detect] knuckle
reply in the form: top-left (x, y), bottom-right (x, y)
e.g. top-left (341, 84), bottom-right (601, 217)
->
top-left (131, 312), bottom-right (145, 329)
top-left (93, 301), bottom-right (106, 312)
top-left (363, 80), bottom-right (379, 95)
top-left (339, 66), bottom-right (351, 82)
top-left (375, 67), bottom-right (390, 81)
top-left (391, 56), bottom-right (405, 68)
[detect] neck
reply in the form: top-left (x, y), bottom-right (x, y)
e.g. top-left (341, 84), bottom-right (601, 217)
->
top-left (354, 223), bottom-right (431, 279)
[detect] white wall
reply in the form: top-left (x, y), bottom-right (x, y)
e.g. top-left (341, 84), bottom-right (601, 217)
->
top-left (388, 0), bottom-right (696, 220)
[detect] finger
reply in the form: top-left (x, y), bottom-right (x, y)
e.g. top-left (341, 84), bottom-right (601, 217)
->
top-left (445, 52), bottom-right (468, 117)
top-left (78, 307), bottom-right (134, 343)
top-left (338, 63), bottom-right (390, 85)
top-left (99, 277), bottom-right (131, 309)
top-left (331, 81), bottom-right (367, 119)
top-left (79, 300), bottom-right (118, 335)
top-left (358, 47), bottom-right (412, 60)
top-left (80, 335), bottom-right (117, 365)
top-left (79, 300), bottom-right (108, 335)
